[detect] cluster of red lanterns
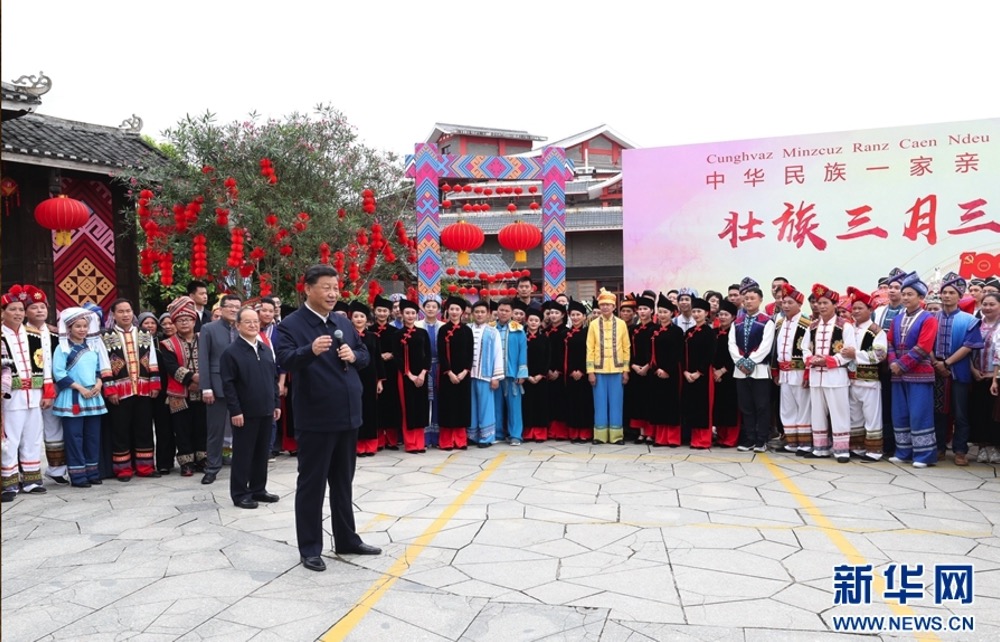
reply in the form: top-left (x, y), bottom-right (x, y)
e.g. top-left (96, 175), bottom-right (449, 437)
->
top-left (293, 211), bottom-right (310, 233)
top-left (159, 251), bottom-right (174, 286)
top-left (173, 198), bottom-right (199, 234)
top-left (215, 207), bottom-right (229, 227)
top-left (367, 279), bottom-right (385, 306)
top-left (224, 176), bottom-right (239, 201)
top-left (191, 234), bottom-right (209, 278)
top-left (260, 158), bottom-right (278, 184)
top-left (136, 189), bottom-right (162, 243)
top-left (441, 184), bottom-right (538, 196)
top-left (259, 273), bottom-right (273, 297)
top-left (227, 227), bottom-right (246, 268)
top-left (362, 189), bottom-right (376, 214)
top-left (440, 183), bottom-right (541, 215)
top-left (319, 241), bottom-right (331, 264)
top-left (139, 248), bottom-right (156, 277)
top-left (443, 268), bottom-right (532, 298)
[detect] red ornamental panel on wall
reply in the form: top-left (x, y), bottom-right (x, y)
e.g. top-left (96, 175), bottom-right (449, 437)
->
top-left (51, 178), bottom-right (117, 312)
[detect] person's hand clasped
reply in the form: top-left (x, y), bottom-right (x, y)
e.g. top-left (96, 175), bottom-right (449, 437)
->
top-left (232, 414), bottom-right (245, 427)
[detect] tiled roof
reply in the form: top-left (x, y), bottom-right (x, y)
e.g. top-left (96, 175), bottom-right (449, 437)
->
top-left (2, 113), bottom-right (163, 171)
top-left (400, 251), bottom-right (511, 277)
top-left (512, 124), bottom-right (639, 157)
top-left (440, 207), bottom-right (622, 233)
top-left (426, 122), bottom-right (547, 144)
top-left (1, 81), bottom-right (42, 108)
top-left (442, 252), bottom-right (511, 274)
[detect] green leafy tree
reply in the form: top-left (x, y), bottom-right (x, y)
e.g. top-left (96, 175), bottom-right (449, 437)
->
top-left (117, 105), bottom-right (416, 307)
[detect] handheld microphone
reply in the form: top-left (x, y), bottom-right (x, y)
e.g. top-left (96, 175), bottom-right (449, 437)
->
top-left (333, 329), bottom-right (348, 370)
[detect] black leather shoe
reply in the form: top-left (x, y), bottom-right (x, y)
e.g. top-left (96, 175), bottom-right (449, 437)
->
top-left (336, 542), bottom-right (381, 555)
top-left (91, 479), bottom-right (103, 485)
top-left (234, 498), bottom-right (258, 509)
top-left (201, 473), bottom-right (217, 485)
top-left (72, 482), bottom-right (92, 488)
top-left (301, 556), bottom-right (326, 572)
top-left (252, 492), bottom-right (280, 503)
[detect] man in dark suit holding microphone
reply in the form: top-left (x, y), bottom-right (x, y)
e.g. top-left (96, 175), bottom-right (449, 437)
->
top-left (275, 265), bottom-right (380, 572)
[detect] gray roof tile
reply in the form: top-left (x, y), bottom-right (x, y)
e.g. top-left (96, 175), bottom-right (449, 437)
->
top-left (440, 208), bottom-right (622, 233)
top-left (2, 113), bottom-right (163, 169)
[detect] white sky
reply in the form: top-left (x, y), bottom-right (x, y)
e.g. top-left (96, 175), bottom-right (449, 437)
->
top-left (2, 0), bottom-right (997, 157)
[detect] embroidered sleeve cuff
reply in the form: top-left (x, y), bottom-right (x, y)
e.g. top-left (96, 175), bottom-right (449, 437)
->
top-left (56, 376), bottom-right (75, 391)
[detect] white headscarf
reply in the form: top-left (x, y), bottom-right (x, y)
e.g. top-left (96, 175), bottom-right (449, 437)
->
top-left (58, 307), bottom-right (112, 373)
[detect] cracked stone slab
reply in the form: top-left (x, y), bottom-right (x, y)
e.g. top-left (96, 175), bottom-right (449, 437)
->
top-left (459, 602), bottom-right (608, 641)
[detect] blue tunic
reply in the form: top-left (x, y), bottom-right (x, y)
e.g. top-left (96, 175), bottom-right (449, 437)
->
top-left (53, 343), bottom-right (107, 418)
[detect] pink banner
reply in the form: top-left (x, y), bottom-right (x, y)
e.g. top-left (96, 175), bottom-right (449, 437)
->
top-left (623, 119), bottom-right (1000, 293)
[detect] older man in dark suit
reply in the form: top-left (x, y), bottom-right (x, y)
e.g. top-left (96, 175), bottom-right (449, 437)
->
top-left (198, 293), bottom-right (241, 485)
top-left (275, 264), bottom-right (379, 572)
top-left (221, 307), bottom-right (281, 509)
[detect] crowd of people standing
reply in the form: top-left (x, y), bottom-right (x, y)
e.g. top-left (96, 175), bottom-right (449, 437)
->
top-left (3, 268), bottom-right (999, 510)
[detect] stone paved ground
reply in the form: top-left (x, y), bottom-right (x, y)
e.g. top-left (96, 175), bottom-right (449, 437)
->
top-left (2, 444), bottom-right (998, 641)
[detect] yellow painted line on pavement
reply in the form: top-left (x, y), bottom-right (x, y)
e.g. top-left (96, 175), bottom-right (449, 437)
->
top-left (758, 453), bottom-right (939, 641)
top-left (431, 451), bottom-right (458, 474)
top-left (321, 452), bottom-right (507, 641)
top-left (358, 513), bottom-right (392, 533)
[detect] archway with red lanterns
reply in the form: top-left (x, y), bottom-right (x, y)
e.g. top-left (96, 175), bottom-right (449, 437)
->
top-left (406, 145), bottom-right (573, 302)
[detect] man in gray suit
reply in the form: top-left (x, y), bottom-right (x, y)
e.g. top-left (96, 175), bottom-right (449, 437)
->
top-left (199, 293), bottom-right (241, 484)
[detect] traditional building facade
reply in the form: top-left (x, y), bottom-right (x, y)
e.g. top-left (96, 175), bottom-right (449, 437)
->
top-left (426, 123), bottom-right (630, 300)
top-left (1, 74), bottom-right (161, 316)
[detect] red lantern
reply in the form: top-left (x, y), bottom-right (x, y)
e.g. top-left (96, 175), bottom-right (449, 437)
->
top-left (529, 202), bottom-right (540, 210)
top-left (528, 186), bottom-right (538, 194)
top-left (498, 221), bottom-right (542, 263)
top-left (446, 267), bottom-right (457, 276)
top-left (440, 221), bottom-right (485, 266)
top-left (442, 200), bottom-right (452, 209)
top-left (34, 195), bottom-right (90, 246)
